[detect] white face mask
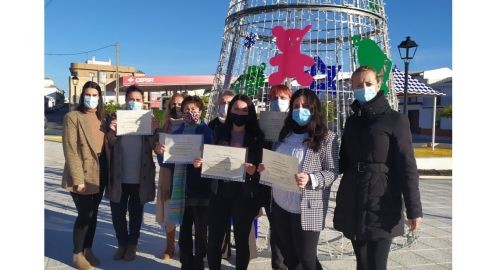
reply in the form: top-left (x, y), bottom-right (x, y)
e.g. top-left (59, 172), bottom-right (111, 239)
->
top-left (270, 99), bottom-right (289, 112)
top-left (218, 104), bottom-right (228, 118)
top-left (83, 96), bottom-right (99, 109)
top-left (127, 101), bottom-right (143, 110)
top-left (353, 86), bottom-right (377, 104)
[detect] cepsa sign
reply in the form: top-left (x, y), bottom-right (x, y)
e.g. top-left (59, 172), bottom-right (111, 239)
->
top-left (123, 76), bottom-right (156, 85)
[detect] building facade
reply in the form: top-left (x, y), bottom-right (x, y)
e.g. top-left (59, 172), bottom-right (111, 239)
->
top-left (68, 56), bottom-right (138, 109)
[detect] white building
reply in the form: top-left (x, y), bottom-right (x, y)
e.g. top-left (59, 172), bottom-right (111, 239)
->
top-left (44, 78), bottom-right (65, 111)
top-left (406, 67), bottom-right (452, 138)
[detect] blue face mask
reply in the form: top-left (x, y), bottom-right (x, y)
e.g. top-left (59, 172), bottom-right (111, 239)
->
top-left (83, 96), bottom-right (99, 109)
top-left (292, 108), bottom-right (312, 126)
top-left (127, 101), bottom-right (143, 110)
top-left (353, 86), bottom-right (377, 104)
top-left (270, 99), bottom-right (289, 112)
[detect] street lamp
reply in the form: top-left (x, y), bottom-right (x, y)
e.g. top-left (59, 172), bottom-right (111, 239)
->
top-left (71, 75), bottom-right (79, 111)
top-left (397, 36), bottom-right (418, 115)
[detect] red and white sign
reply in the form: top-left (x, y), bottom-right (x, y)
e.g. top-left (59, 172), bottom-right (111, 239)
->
top-left (122, 75), bottom-right (215, 86)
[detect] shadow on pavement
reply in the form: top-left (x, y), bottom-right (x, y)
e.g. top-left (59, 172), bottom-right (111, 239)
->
top-left (45, 208), bottom-right (179, 270)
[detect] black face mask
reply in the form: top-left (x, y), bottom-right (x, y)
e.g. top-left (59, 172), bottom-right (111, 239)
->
top-left (229, 113), bottom-right (249, 127)
top-left (170, 107), bottom-right (182, 119)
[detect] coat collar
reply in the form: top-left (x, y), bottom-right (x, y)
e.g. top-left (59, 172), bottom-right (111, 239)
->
top-left (351, 91), bottom-right (391, 117)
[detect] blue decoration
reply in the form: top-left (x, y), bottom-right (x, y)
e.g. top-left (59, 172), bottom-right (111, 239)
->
top-left (244, 33), bottom-right (257, 49)
top-left (309, 56), bottom-right (342, 92)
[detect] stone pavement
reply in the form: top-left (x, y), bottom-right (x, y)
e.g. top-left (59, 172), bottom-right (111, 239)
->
top-left (45, 140), bottom-right (452, 269)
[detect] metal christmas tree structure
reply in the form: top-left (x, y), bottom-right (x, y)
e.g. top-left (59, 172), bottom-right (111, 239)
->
top-left (206, 0), bottom-right (397, 135)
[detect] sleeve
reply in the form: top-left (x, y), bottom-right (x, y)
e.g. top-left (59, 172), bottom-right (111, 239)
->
top-left (62, 114), bottom-right (85, 185)
top-left (393, 114), bottom-right (423, 219)
top-left (309, 131), bottom-right (338, 190)
top-left (203, 125), bottom-right (213, 144)
top-left (247, 135), bottom-right (264, 182)
top-left (145, 128), bottom-right (159, 150)
top-left (105, 114), bottom-right (119, 148)
top-left (157, 153), bottom-right (174, 169)
top-left (338, 120), bottom-right (350, 175)
top-left (106, 130), bottom-right (118, 148)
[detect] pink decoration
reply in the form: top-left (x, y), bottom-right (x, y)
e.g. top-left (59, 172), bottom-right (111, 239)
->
top-left (269, 25), bottom-right (314, 86)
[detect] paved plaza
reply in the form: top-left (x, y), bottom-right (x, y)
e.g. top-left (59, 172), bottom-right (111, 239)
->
top-left (45, 140), bottom-right (452, 269)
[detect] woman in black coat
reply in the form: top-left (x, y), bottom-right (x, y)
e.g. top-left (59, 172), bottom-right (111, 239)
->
top-left (333, 66), bottom-right (423, 270)
top-left (194, 94), bottom-right (265, 270)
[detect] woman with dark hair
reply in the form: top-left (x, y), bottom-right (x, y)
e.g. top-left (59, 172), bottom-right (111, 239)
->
top-left (61, 81), bottom-right (108, 270)
top-left (260, 88), bottom-right (338, 270)
top-left (155, 92), bottom-right (185, 261)
top-left (194, 94), bottom-right (265, 270)
top-left (106, 85), bottom-right (158, 262)
top-left (333, 66), bottom-right (422, 270)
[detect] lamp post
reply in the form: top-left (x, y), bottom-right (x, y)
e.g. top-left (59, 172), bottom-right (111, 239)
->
top-left (70, 76), bottom-right (79, 111)
top-left (397, 36), bottom-right (418, 115)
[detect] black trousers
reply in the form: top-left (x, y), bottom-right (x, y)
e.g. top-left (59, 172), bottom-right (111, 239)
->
top-left (207, 194), bottom-right (260, 270)
top-left (70, 154), bottom-right (107, 254)
top-left (351, 238), bottom-right (393, 270)
top-left (110, 183), bottom-right (144, 246)
top-left (271, 200), bottom-right (323, 270)
top-left (179, 204), bottom-right (209, 269)
top-left (263, 195), bottom-right (287, 270)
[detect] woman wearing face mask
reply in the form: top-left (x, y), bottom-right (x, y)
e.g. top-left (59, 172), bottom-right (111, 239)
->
top-left (105, 85), bottom-right (159, 261)
top-left (193, 94), bottom-right (265, 270)
top-left (208, 90), bottom-right (235, 134)
top-left (207, 90), bottom-right (235, 260)
top-left (333, 66), bottom-right (422, 270)
top-left (61, 81), bottom-right (108, 270)
top-left (269, 84), bottom-right (291, 113)
top-left (155, 92), bottom-right (185, 261)
top-left (259, 88), bottom-right (338, 270)
top-left (261, 84), bottom-right (292, 270)
top-left (156, 95), bottom-right (213, 270)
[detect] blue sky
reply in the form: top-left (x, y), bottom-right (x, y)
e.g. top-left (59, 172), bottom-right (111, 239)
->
top-left (44, 0), bottom-right (451, 95)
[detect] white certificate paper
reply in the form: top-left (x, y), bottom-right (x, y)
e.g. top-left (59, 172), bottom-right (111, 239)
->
top-left (159, 133), bottom-right (203, 164)
top-left (260, 149), bottom-right (300, 193)
top-left (201, 144), bottom-right (247, 182)
top-left (116, 110), bottom-right (152, 136)
top-left (259, 111), bottom-right (287, 142)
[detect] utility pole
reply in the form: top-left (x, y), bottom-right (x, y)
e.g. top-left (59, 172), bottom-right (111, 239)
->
top-left (115, 42), bottom-right (120, 104)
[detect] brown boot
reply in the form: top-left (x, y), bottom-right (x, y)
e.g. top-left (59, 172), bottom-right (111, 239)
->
top-left (123, 244), bottom-right (137, 261)
top-left (83, 248), bottom-right (100, 266)
top-left (163, 229), bottom-right (176, 260)
top-left (112, 246), bottom-right (127, 260)
top-left (73, 252), bottom-right (92, 270)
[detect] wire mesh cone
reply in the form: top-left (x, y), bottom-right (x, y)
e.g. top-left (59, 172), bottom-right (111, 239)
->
top-left (207, 0), bottom-right (397, 137)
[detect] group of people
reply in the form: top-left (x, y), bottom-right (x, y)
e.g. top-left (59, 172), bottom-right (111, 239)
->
top-left (61, 66), bottom-right (422, 270)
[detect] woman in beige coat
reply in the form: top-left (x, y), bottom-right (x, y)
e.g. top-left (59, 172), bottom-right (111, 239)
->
top-left (61, 81), bottom-right (108, 270)
top-left (155, 93), bottom-right (185, 260)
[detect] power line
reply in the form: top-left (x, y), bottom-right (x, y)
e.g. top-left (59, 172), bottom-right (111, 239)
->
top-left (45, 44), bottom-right (116, 56)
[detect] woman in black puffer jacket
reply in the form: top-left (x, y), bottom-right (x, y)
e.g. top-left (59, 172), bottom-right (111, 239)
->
top-left (333, 66), bottom-right (423, 270)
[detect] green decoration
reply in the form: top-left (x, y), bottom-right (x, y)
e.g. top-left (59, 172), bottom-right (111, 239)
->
top-left (368, 0), bottom-right (380, 13)
top-left (230, 63), bottom-right (266, 96)
top-left (352, 35), bottom-right (392, 94)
